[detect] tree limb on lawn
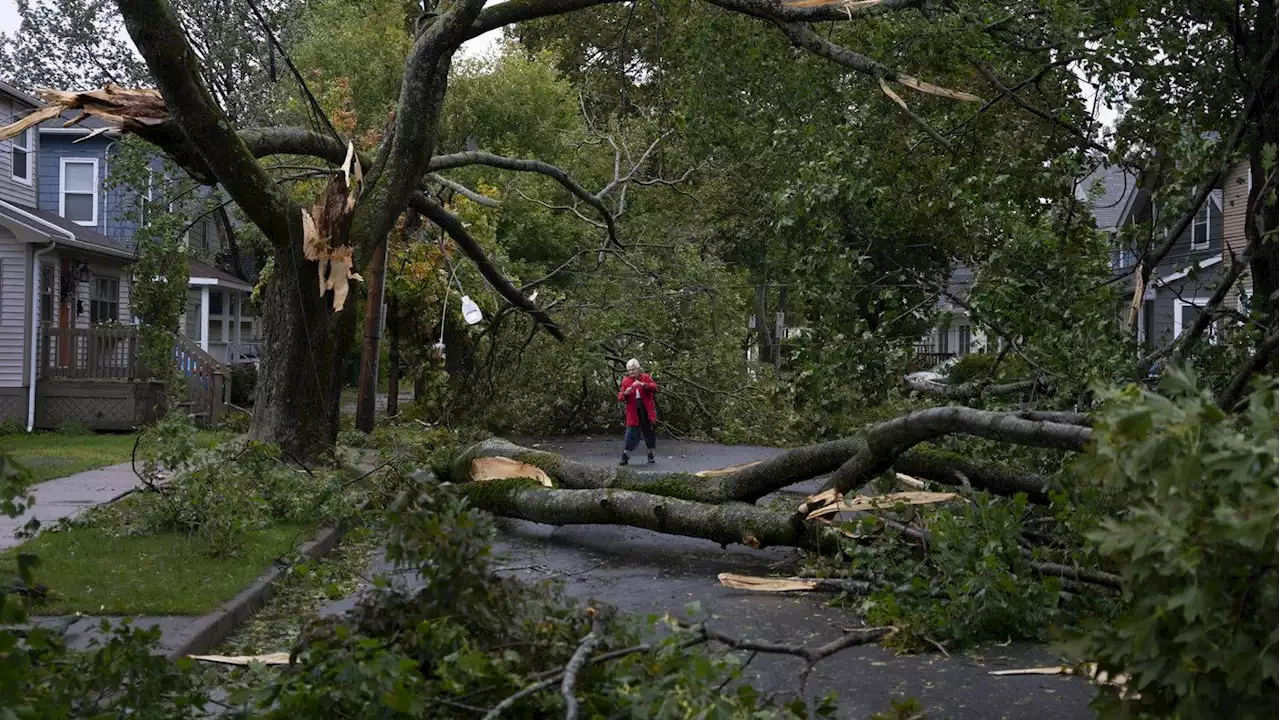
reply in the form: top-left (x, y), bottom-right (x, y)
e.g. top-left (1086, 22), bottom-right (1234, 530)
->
top-left (905, 378), bottom-right (1037, 401)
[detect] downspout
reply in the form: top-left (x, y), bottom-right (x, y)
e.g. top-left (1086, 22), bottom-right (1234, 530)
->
top-left (28, 238), bottom-right (61, 431)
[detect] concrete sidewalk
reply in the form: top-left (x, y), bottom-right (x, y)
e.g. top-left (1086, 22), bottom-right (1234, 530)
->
top-left (1, 462), bottom-right (140, 550)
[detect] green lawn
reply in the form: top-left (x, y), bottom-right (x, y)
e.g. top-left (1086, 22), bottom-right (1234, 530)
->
top-left (0, 430), bottom-right (230, 485)
top-left (8, 524), bottom-right (312, 616)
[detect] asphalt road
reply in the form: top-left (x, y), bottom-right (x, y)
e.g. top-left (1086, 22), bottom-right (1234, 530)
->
top-left (332, 435), bottom-right (1097, 719)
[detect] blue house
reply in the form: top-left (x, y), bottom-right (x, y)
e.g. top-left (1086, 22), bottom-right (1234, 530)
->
top-left (0, 79), bottom-right (254, 429)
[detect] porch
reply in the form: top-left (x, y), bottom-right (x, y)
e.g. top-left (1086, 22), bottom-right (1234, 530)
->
top-left (35, 325), bottom-right (228, 430)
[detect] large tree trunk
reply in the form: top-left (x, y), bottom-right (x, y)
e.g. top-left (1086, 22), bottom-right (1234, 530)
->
top-left (250, 243), bottom-right (356, 460)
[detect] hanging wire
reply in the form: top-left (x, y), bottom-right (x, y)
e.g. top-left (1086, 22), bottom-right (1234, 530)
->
top-left (242, 0), bottom-right (343, 146)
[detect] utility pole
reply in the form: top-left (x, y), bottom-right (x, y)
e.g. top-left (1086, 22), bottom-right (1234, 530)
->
top-left (773, 286), bottom-right (787, 368)
top-left (354, 234), bottom-right (388, 432)
top-left (754, 284), bottom-right (771, 364)
top-left (386, 296), bottom-right (400, 418)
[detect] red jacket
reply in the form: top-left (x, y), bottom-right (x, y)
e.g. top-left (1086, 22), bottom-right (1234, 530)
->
top-left (618, 374), bottom-right (659, 426)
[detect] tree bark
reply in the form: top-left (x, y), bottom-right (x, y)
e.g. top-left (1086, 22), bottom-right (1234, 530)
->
top-left (461, 483), bottom-right (823, 551)
top-left (250, 243), bottom-right (356, 459)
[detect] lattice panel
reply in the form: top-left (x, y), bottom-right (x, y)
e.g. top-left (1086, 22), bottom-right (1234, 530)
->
top-left (0, 395), bottom-right (25, 422)
top-left (41, 395), bottom-right (134, 426)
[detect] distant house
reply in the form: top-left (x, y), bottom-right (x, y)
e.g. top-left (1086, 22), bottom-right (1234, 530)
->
top-left (0, 79), bottom-right (252, 429)
top-left (1080, 165), bottom-right (1225, 349)
top-left (915, 266), bottom-right (988, 364)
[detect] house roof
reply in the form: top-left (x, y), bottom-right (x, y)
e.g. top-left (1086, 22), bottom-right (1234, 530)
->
top-left (0, 79), bottom-right (40, 109)
top-left (1079, 165), bottom-right (1140, 231)
top-left (39, 108), bottom-right (119, 136)
top-left (189, 258), bottom-right (253, 292)
top-left (0, 201), bottom-right (135, 259)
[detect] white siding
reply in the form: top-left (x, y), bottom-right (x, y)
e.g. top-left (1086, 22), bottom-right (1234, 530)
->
top-left (0, 227), bottom-right (30, 388)
top-left (0, 93), bottom-right (39, 207)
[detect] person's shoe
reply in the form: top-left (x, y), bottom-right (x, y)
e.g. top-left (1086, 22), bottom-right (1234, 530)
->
top-left (619, 454), bottom-right (629, 466)
top-left (647, 452), bottom-right (655, 464)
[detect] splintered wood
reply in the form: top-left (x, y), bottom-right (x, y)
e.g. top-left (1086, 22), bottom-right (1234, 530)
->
top-left (718, 573), bottom-right (820, 592)
top-left (190, 652), bottom-right (290, 666)
top-left (302, 141), bottom-right (364, 312)
top-left (693, 460), bottom-right (762, 477)
top-left (0, 84), bottom-right (168, 143)
top-left (470, 456), bottom-right (553, 487)
top-left (990, 664), bottom-right (1137, 699)
top-left (803, 490), bottom-right (961, 520)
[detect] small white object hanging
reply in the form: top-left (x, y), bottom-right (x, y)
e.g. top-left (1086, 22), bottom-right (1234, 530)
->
top-left (461, 295), bottom-right (484, 325)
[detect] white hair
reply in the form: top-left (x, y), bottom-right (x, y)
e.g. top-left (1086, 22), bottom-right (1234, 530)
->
top-left (626, 358), bottom-right (641, 371)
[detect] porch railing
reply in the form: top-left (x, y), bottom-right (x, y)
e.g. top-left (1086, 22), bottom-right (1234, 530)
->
top-left (39, 326), bottom-right (141, 379)
top-left (175, 332), bottom-right (228, 425)
top-left (227, 339), bottom-right (263, 365)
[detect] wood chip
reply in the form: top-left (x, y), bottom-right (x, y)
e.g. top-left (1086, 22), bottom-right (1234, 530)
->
top-left (797, 487), bottom-right (840, 514)
top-left (470, 456), bottom-right (553, 487)
top-left (694, 460), bottom-right (762, 477)
top-left (895, 473), bottom-right (926, 490)
top-left (190, 652), bottom-right (290, 666)
top-left (989, 666), bottom-right (1071, 676)
top-left (718, 573), bottom-right (819, 592)
top-left (806, 491), bottom-right (961, 520)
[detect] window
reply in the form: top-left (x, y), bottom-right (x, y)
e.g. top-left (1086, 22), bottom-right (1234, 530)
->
top-left (90, 276), bottom-right (119, 324)
top-left (958, 326), bottom-right (971, 355)
top-left (39, 266), bottom-right (53, 325)
top-left (937, 329), bottom-right (950, 354)
top-left (210, 289), bottom-right (223, 316)
top-left (1191, 202), bottom-right (1211, 250)
top-left (60, 158), bottom-right (99, 226)
top-left (1174, 298), bottom-right (1217, 344)
top-left (9, 127), bottom-right (32, 184)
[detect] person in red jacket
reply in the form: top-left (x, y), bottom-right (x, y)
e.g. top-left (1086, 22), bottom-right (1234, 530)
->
top-left (618, 358), bottom-right (659, 465)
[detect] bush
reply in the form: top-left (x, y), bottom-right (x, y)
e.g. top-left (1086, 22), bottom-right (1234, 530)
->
top-left (1072, 371), bottom-right (1278, 717)
top-left (55, 420), bottom-right (93, 436)
top-left (230, 363), bottom-right (258, 406)
top-left (0, 418), bottom-right (25, 436)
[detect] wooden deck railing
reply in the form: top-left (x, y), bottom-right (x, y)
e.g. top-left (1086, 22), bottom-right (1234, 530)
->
top-left (175, 332), bottom-right (228, 424)
top-left (39, 326), bottom-right (141, 379)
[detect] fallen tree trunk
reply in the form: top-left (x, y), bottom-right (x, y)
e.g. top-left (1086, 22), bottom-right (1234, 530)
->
top-left (456, 407), bottom-right (1087, 505)
top-left (824, 407), bottom-right (1090, 493)
top-left (459, 481), bottom-right (827, 551)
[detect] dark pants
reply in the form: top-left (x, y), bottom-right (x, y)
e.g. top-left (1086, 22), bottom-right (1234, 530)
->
top-left (624, 412), bottom-right (656, 453)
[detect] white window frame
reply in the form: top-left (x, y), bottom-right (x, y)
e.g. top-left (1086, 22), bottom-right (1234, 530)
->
top-left (8, 127), bottom-right (33, 185)
top-left (59, 157), bottom-right (100, 227)
top-left (1173, 296), bottom-right (1217, 344)
top-left (1190, 202), bottom-right (1211, 251)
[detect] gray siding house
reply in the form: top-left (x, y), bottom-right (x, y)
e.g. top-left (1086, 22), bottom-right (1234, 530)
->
top-left (0, 80), bottom-right (254, 429)
top-left (1081, 165), bottom-right (1226, 349)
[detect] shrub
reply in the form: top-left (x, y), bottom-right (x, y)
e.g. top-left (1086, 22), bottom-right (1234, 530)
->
top-left (0, 418), bottom-right (25, 436)
top-left (1071, 371), bottom-right (1278, 717)
top-left (230, 363), bottom-right (258, 406)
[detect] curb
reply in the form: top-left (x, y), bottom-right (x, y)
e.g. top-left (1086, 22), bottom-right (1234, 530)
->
top-left (164, 524), bottom-right (344, 661)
